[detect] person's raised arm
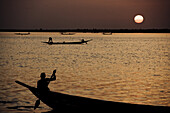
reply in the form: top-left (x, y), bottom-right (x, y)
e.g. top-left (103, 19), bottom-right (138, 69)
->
top-left (50, 70), bottom-right (56, 81)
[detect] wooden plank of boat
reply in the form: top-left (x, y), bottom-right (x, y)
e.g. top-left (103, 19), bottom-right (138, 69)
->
top-left (42, 39), bottom-right (92, 45)
top-left (15, 81), bottom-right (170, 112)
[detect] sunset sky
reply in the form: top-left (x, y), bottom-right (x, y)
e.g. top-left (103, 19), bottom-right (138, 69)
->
top-left (0, 0), bottom-right (170, 29)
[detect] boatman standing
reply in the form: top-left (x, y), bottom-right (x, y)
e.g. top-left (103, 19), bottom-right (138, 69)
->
top-left (37, 70), bottom-right (56, 92)
top-left (48, 37), bottom-right (53, 43)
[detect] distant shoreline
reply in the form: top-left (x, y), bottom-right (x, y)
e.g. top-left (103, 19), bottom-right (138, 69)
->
top-left (0, 29), bottom-right (170, 33)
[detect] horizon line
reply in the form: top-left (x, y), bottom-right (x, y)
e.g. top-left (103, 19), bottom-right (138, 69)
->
top-left (0, 28), bottom-right (170, 33)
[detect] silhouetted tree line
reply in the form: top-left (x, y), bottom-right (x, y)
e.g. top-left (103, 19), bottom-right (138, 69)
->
top-left (0, 29), bottom-right (170, 33)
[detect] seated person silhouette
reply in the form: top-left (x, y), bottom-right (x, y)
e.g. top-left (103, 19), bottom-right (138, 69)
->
top-left (81, 39), bottom-right (87, 44)
top-left (81, 39), bottom-right (85, 43)
top-left (48, 37), bottom-right (53, 43)
top-left (37, 70), bottom-right (56, 92)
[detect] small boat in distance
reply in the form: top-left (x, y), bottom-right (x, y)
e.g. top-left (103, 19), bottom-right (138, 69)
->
top-left (15, 32), bottom-right (30, 35)
top-left (60, 32), bottom-right (75, 35)
top-left (103, 32), bottom-right (112, 35)
top-left (15, 80), bottom-right (170, 112)
top-left (42, 39), bottom-right (92, 45)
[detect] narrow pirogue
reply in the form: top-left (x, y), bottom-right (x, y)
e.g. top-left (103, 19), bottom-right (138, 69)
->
top-left (42, 39), bottom-right (92, 45)
top-left (15, 81), bottom-right (170, 112)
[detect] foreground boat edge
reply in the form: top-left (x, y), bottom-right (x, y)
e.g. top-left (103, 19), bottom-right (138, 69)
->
top-left (15, 80), bottom-right (170, 112)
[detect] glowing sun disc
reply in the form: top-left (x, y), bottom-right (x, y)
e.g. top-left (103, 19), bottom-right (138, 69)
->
top-left (134, 15), bottom-right (144, 24)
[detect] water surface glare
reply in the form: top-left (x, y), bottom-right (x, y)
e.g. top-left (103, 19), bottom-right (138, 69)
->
top-left (0, 32), bottom-right (169, 112)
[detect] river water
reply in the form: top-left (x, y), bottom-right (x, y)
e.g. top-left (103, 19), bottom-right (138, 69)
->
top-left (0, 32), bottom-right (169, 112)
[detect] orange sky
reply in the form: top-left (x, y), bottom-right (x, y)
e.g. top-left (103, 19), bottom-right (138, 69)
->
top-left (0, 0), bottom-right (170, 29)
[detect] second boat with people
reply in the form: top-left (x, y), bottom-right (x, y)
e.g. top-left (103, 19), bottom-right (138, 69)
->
top-left (42, 37), bottom-right (92, 45)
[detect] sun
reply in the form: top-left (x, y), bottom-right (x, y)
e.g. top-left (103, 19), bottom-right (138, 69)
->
top-left (134, 15), bottom-right (144, 24)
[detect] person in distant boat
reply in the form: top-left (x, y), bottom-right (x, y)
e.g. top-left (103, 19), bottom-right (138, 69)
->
top-left (81, 39), bottom-right (85, 43)
top-left (37, 70), bottom-right (56, 92)
top-left (81, 39), bottom-right (87, 44)
top-left (48, 37), bottom-right (53, 43)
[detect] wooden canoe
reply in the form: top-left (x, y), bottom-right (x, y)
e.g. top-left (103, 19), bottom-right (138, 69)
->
top-left (15, 81), bottom-right (170, 112)
top-left (42, 39), bottom-right (92, 45)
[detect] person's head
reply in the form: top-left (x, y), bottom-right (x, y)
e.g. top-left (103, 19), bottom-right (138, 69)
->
top-left (40, 73), bottom-right (46, 79)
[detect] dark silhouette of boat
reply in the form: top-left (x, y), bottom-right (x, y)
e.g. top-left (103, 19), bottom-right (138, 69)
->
top-left (60, 32), bottom-right (75, 35)
top-left (42, 39), bottom-right (92, 45)
top-left (15, 80), bottom-right (169, 112)
top-left (103, 32), bottom-right (112, 35)
top-left (15, 32), bottom-right (30, 35)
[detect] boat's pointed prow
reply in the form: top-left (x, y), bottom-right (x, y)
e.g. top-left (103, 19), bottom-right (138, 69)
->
top-left (15, 80), bottom-right (32, 89)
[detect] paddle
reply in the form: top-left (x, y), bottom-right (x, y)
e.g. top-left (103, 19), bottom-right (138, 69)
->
top-left (34, 99), bottom-right (40, 110)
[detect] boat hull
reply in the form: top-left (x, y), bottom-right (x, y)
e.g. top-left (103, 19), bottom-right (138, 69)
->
top-left (42, 39), bottom-right (92, 45)
top-left (15, 81), bottom-right (170, 112)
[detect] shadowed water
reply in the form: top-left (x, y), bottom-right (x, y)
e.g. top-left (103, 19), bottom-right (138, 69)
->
top-left (0, 32), bottom-right (169, 112)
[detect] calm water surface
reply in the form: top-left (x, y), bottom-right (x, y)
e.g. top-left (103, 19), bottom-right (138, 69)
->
top-left (0, 32), bottom-right (169, 112)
